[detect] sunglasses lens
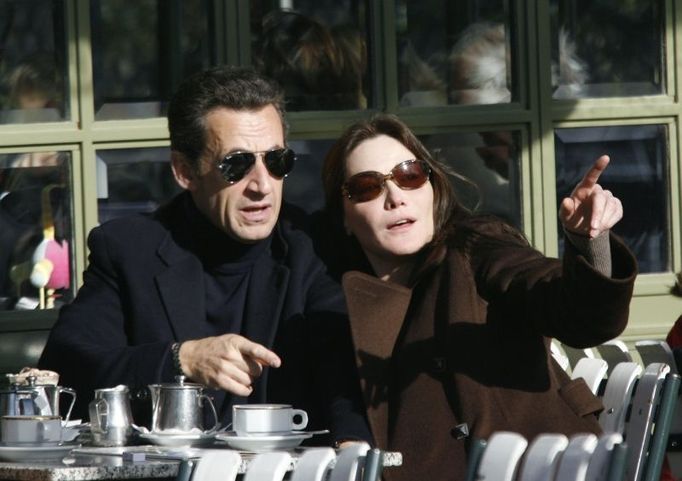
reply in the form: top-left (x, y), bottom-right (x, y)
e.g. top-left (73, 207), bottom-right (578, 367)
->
top-left (394, 160), bottom-right (430, 189)
top-left (218, 152), bottom-right (256, 183)
top-left (344, 173), bottom-right (384, 202)
top-left (264, 148), bottom-right (296, 178)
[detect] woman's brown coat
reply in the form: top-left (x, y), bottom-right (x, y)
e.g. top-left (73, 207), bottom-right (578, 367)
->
top-left (342, 221), bottom-right (637, 481)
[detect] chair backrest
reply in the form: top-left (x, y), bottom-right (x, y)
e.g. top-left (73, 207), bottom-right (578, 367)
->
top-left (641, 372), bottom-right (680, 481)
top-left (624, 363), bottom-right (670, 481)
top-left (190, 450), bottom-right (241, 481)
top-left (634, 341), bottom-right (678, 374)
top-left (290, 448), bottom-right (336, 481)
top-left (599, 362), bottom-right (642, 434)
top-left (476, 431), bottom-right (528, 481)
top-left (552, 341), bottom-right (572, 372)
top-left (596, 341), bottom-right (633, 376)
top-left (328, 442), bottom-right (371, 481)
top-left (585, 433), bottom-right (623, 481)
top-left (554, 434), bottom-right (599, 481)
top-left (243, 452), bottom-right (292, 481)
top-left (561, 343), bottom-right (598, 371)
top-left (517, 433), bottom-right (568, 481)
top-left (572, 358), bottom-right (609, 395)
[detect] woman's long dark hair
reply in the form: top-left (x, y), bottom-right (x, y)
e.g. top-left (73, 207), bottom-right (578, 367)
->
top-left (321, 114), bottom-right (471, 284)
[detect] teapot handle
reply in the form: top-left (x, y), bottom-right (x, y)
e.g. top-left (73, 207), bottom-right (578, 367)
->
top-left (59, 387), bottom-right (77, 422)
top-left (88, 398), bottom-right (109, 431)
top-left (200, 394), bottom-right (219, 433)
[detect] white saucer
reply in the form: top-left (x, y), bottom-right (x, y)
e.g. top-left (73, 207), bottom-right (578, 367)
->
top-left (0, 443), bottom-right (80, 462)
top-left (138, 431), bottom-right (216, 447)
top-left (215, 431), bottom-right (313, 452)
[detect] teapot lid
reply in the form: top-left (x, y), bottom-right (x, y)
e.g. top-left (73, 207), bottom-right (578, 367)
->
top-left (150, 375), bottom-right (206, 390)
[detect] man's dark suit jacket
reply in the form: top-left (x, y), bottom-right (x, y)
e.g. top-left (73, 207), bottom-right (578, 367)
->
top-left (38, 193), bottom-right (369, 443)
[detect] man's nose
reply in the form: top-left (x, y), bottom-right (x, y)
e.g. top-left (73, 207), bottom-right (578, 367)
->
top-left (245, 156), bottom-right (273, 195)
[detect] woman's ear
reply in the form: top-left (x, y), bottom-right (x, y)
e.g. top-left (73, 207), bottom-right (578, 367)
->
top-left (171, 151), bottom-right (196, 191)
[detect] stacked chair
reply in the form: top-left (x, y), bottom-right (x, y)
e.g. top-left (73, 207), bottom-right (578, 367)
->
top-left (469, 338), bottom-right (681, 481)
top-left (178, 442), bottom-right (385, 481)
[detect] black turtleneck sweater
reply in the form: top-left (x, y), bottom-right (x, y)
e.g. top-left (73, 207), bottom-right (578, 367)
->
top-left (183, 196), bottom-right (272, 338)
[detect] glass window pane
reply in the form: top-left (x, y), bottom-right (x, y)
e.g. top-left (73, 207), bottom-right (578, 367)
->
top-left (396, 0), bottom-right (513, 107)
top-left (96, 147), bottom-right (181, 223)
top-left (550, 1), bottom-right (665, 99)
top-left (91, 0), bottom-right (215, 120)
top-left (0, 152), bottom-right (73, 310)
top-left (250, 1), bottom-right (370, 111)
top-left (284, 138), bottom-right (335, 213)
top-left (555, 125), bottom-right (669, 273)
top-left (422, 130), bottom-right (522, 228)
top-left (0, 0), bottom-right (69, 124)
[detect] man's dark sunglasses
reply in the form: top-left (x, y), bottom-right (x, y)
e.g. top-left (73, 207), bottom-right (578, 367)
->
top-left (341, 159), bottom-right (432, 203)
top-left (217, 148), bottom-right (296, 184)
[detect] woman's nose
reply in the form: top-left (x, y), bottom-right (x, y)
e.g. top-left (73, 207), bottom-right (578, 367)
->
top-left (384, 180), bottom-right (406, 208)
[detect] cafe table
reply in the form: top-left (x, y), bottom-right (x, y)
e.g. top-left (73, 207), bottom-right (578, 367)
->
top-left (0, 445), bottom-right (403, 481)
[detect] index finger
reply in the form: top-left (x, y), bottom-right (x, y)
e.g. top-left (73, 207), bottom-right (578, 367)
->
top-left (237, 339), bottom-right (282, 368)
top-left (577, 155), bottom-right (610, 190)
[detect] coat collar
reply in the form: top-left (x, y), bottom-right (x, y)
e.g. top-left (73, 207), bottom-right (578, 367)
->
top-left (342, 271), bottom-right (412, 449)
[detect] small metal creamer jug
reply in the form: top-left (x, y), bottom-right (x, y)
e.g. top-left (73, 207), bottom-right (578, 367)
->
top-left (148, 375), bottom-right (218, 433)
top-left (88, 385), bottom-right (134, 447)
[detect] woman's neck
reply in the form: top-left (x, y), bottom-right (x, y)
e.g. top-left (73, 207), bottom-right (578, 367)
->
top-left (366, 253), bottom-right (415, 286)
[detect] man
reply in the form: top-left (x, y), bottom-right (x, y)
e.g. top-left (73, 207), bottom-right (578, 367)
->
top-left (38, 66), bottom-right (370, 445)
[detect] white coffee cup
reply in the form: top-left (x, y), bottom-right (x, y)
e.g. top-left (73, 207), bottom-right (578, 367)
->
top-left (232, 404), bottom-right (308, 436)
top-left (1, 415), bottom-right (62, 445)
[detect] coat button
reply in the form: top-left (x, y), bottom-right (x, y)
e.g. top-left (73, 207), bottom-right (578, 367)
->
top-left (450, 423), bottom-right (469, 440)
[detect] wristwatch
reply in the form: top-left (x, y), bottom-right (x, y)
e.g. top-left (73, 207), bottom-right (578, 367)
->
top-left (171, 342), bottom-right (183, 375)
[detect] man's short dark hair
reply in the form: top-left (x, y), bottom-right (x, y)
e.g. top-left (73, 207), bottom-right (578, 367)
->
top-left (168, 66), bottom-right (286, 168)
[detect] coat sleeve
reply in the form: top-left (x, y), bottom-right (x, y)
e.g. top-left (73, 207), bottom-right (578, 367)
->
top-left (467, 220), bottom-right (637, 347)
top-left (38, 225), bottom-right (176, 421)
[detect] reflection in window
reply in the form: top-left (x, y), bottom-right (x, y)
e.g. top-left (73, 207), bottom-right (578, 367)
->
top-left (550, 0), bottom-right (665, 98)
top-left (555, 125), bottom-right (669, 273)
top-left (96, 147), bottom-right (181, 223)
top-left (250, 1), bottom-right (370, 111)
top-left (0, 152), bottom-right (73, 310)
top-left (423, 130), bottom-right (522, 229)
top-left (0, 0), bottom-right (68, 123)
top-left (91, 0), bottom-right (214, 120)
top-left (284, 139), bottom-right (335, 213)
top-left (395, 0), bottom-right (513, 107)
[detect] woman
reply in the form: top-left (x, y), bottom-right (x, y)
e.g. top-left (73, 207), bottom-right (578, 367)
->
top-left (320, 114), bottom-right (637, 481)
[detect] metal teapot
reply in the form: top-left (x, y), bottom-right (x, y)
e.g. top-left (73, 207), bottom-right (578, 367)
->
top-left (148, 376), bottom-right (218, 433)
top-left (0, 375), bottom-right (76, 420)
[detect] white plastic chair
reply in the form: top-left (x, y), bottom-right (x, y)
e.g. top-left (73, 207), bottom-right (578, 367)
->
top-left (243, 452), bottom-right (292, 481)
top-left (634, 340), bottom-right (678, 373)
top-left (328, 442), bottom-right (371, 481)
top-left (517, 433), bottom-right (568, 481)
top-left (561, 343), bottom-right (598, 371)
top-left (599, 362), bottom-right (642, 434)
top-left (572, 358), bottom-right (609, 395)
top-left (555, 434), bottom-right (599, 481)
top-left (476, 431), bottom-right (528, 481)
top-left (624, 362), bottom-right (670, 481)
top-left (596, 341), bottom-right (633, 376)
top-left (191, 450), bottom-right (241, 481)
top-left (552, 340), bottom-right (572, 372)
top-left (584, 433), bottom-right (623, 481)
top-left (290, 448), bottom-right (336, 481)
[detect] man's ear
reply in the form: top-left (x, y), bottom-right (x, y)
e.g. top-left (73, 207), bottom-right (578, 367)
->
top-left (171, 151), bottom-right (196, 191)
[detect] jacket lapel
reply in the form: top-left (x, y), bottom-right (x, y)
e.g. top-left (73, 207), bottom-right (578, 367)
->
top-left (342, 271), bottom-right (412, 449)
top-left (154, 232), bottom-right (211, 341)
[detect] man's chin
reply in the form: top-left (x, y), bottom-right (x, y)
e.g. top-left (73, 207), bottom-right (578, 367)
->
top-left (229, 222), bottom-right (276, 244)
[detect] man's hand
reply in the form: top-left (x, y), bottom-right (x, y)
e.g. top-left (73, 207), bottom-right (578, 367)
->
top-left (178, 334), bottom-right (281, 395)
top-left (559, 155), bottom-right (623, 239)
